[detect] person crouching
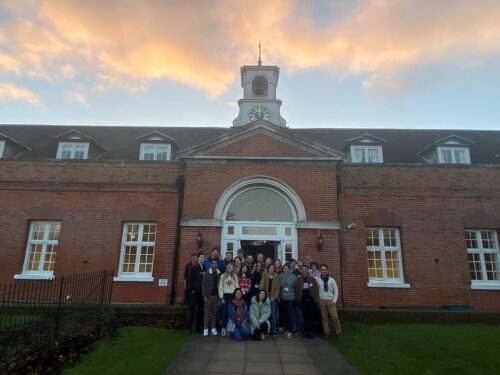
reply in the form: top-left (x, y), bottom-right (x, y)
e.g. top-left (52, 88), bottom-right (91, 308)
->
top-left (227, 288), bottom-right (250, 341)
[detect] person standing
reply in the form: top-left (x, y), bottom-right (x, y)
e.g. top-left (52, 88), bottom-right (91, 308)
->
top-left (201, 259), bottom-right (221, 336)
top-left (316, 264), bottom-right (342, 338)
top-left (183, 253), bottom-right (198, 304)
top-left (204, 247), bottom-right (226, 273)
top-left (249, 262), bottom-right (264, 302)
top-left (238, 264), bottom-right (252, 306)
top-left (234, 256), bottom-right (242, 276)
top-left (245, 254), bottom-right (255, 274)
top-left (295, 265), bottom-right (319, 339)
top-left (260, 264), bottom-right (280, 335)
top-left (219, 263), bottom-right (239, 336)
top-left (227, 288), bottom-right (250, 341)
top-left (249, 290), bottom-right (271, 340)
top-left (309, 262), bottom-right (320, 278)
top-left (279, 264), bottom-right (297, 338)
top-left (185, 252), bottom-right (205, 334)
top-left (223, 251), bottom-right (233, 267)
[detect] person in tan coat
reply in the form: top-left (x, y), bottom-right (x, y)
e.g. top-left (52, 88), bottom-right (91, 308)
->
top-left (260, 264), bottom-right (280, 335)
top-left (295, 265), bottom-right (319, 339)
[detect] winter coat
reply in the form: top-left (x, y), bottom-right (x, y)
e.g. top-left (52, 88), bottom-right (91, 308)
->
top-left (203, 257), bottom-right (226, 273)
top-left (201, 268), bottom-right (221, 298)
top-left (186, 263), bottom-right (204, 292)
top-left (295, 274), bottom-right (319, 303)
top-left (227, 299), bottom-right (250, 332)
top-left (249, 295), bottom-right (271, 334)
top-left (260, 271), bottom-right (281, 301)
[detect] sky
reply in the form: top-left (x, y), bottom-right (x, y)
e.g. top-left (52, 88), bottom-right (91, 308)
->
top-left (0, 0), bottom-right (500, 129)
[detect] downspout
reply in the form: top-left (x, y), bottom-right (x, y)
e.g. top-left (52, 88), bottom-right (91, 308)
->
top-left (169, 175), bottom-right (185, 305)
top-left (336, 164), bottom-right (345, 307)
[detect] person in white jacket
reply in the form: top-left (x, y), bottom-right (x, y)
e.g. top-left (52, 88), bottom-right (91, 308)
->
top-left (316, 264), bottom-right (341, 338)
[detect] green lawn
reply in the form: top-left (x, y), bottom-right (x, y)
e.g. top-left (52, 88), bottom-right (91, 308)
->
top-left (64, 326), bottom-right (189, 375)
top-left (332, 323), bottom-right (500, 375)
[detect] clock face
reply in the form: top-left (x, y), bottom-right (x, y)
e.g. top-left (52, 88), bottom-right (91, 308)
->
top-left (248, 105), bottom-right (271, 122)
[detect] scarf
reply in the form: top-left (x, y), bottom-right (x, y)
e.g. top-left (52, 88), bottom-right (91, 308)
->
top-left (320, 275), bottom-right (330, 292)
top-left (233, 298), bottom-right (244, 321)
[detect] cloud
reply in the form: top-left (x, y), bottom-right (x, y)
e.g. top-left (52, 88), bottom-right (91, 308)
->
top-left (0, 0), bottom-right (499, 98)
top-left (67, 90), bottom-right (86, 105)
top-left (363, 73), bottom-right (401, 93)
top-left (0, 83), bottom-right (43, 105)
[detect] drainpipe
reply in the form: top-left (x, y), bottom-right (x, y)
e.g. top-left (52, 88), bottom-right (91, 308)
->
top-left (336, 165), bottom-right (345, 307)
top-left (169, 175), bottom-right (185, 305)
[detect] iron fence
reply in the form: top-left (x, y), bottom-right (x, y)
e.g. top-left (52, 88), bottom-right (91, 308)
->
top-left (0, 270), bottom-right (114, 365)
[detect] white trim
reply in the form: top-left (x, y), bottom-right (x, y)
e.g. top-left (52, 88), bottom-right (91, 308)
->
top-left (214, 176), bottom-right (306, 221)
top-left (470, 283), bottom-right (500, 290)
top-left (181, 218), bottom-right (223, 227)
top-left (350, 145), bottom-right (383, 163)
top-left (113, 276), bottom-right (154, 282)
top-left (0, 140), bottom-right (5, 158)
top-left (367, 281), bottom-right (411, 289)
top-left (296, 221), bottom-right (340, 230)
top-left (437, 146), bottom-right (471, 164)
top-left (56, 142), bottom-right (89, 159)
top-left (14, 273), bottom-right (55, 280)
top-left (466, 229), bottom-right (500, 284)
top-left (20, 221), bottom-right (61, 277)
top-left (366, 228), bottom-right (406, 284)
top-left (117, 222), bottom-right (156, 278)
top-left (139, 143), bottom-right (171, 161)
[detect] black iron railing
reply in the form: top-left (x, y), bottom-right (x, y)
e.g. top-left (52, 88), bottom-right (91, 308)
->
top-left (0, 270), bottom-right (114, 365)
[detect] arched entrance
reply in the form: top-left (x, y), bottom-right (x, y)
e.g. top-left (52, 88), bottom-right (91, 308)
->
top-left (216, 177), bottom-right (305, 262)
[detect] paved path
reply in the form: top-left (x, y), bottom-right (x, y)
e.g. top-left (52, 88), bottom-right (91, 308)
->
top-left (165, 334), bottom-right (359, 375)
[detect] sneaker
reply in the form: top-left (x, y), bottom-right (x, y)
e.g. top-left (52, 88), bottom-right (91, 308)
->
top-left (211, 328), bottom-right (218, 336)
top-left (261, 333), bottom-right (266, 340)
top-left (278, 327), bottom-right (284, 333)
top-left (286, 331), bottom-right (292, 339)
top-left (203, 329), bottom-right (209, 337)
top-left (221, 328), bottom-right (227, 337)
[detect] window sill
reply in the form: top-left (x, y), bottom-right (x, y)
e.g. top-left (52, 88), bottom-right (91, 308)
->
top-left (113, 276), bottom-right (154, 283)
top-left (470, 284), bottom-right (500, 291)
top-left (367, 281), bottom-right (410, 289)
top-left (14, 273), bottom-right (54, 280)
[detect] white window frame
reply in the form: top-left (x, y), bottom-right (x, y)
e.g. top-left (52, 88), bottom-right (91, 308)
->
top-left (114, 222), bottom-right (156, 282)
top-left (0, 140), bottom-right (5, 158)
top-left (56, 142), bottom-right (89, 159)
top-left (466, 229), bottom-right (500, 290)
top-left (366, 227), bottom-right (410, 288)
top-left (350, 145), bottom-right (383, 163)
top-left (14, 221), bottom-right (61, 280)
top-left (139, 143), bottom-right (171, 161)
top-left (437, 146), bottom-right (471, 164)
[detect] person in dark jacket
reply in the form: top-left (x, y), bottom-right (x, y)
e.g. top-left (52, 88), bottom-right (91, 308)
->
top-left (227, 288), bottom-right (250, 341)
top-left (201, 258), bottom-right (221, 336)
top-left (185, 252), bottom-right (205, 333)
top-left (183, 253), bottom-right (198, 304)
top-left (295, 264), bottom-right (319, 339)
top-left (203, 247), bottom-right (226, 273)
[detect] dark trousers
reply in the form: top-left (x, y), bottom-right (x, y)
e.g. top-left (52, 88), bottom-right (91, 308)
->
top-left (300, 297), bottom-right (316, 332)
top-left (185, 289), bottom-right (204, 331)
top-left (220, 293), bottom-right (234, 328)
top-left (282, 300), bottom-right (295, 333)
top-left (252, 321), bottom-right (269, 340)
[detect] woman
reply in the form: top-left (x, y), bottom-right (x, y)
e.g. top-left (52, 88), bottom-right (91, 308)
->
top-left (279, 264), bottom-right (297, 338)
top-left (309, 261), bottom-right (320, 278)
top-left (260, 264), bottom-right (280, 335)
top-left (219, 263), bottom-right (239, 336)
top-left (250, 290), bottom-right (271, 340)
top-left (249, 262), bottom-right (264, 302)
top-left (238, 264), bottom-right (252, 306)
top-left (234, 256), bottom-right (242, 276)
top-left (227, 288), bottom-right (250, 341)
top-left (274, 258), bottom-right (283, 274)
top-left (265, 257), bottom-right (273, 268)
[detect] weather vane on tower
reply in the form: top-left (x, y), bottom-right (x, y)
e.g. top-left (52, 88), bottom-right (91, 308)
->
top-left (258, 42), bottom-right (262, 66)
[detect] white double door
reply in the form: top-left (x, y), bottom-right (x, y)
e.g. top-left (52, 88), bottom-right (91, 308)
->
top-left (221, 221), bottom-right (297, 262)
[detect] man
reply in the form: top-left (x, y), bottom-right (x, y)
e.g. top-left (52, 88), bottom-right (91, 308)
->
top-left (236, 248), bottom-right (245, 262)
top-left (245, 254), bottom-right (255, 274)
top-left (183, 253), bottom-right (198, 304)
top-left (292, 259), bottom-right (303, 276)
top-left (256, 252), bottom-right (264, 265)
top-left (185, 252), bottom-right (205, 333)
top-left (316, 264), bottom-right (341, 338)
top-left (223, 251), bottom-right (233, 266)
top-left (201, 259), bottom-right (221, 336)
top-left (295, 265), bottom-right (319, 339)
top-left (203, 247), bottom-right (226, 273)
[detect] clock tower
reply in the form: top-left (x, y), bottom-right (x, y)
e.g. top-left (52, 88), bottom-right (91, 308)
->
top-left (232, 54), bottom-right (287, 127)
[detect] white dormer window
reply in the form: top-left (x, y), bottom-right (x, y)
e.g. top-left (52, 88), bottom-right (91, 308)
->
top-left (351, 145), bottom-right (383, 163)
top-left (437, 146), bottom-right (470, 164)
top-left (139, 143), bottom-right (171, 161)
top-left (0, 140), bottom-right (5, 158)
top-left (56, 142), bottom-right (89, 159)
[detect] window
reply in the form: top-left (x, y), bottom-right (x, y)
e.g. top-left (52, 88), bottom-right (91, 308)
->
top-left (0, 140), bottom-right (5, 158)
top-left (139, 143), bottom-right (171, 161)
top-left (56, 142), bottom-right (89, 159)
top-left (15, 221), bottom-right (61, 279)
top-left (437, 146), bottom-right (470, 164)
top-left (351, 145), bottom-right (383, 163)
top-left (366, 228), bottom-right (409, 288)
top-left (252, 75), bottom-right (268, 96)
top-left (115, 223), bottom-right (156, 282)
top-left (466, 230), bottom-right (500, 289)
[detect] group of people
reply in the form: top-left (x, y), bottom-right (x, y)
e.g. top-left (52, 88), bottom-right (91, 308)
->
top-left (184, 247), bottom-right (341, 341)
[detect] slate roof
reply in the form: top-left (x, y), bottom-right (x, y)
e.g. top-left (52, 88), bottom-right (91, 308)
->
top-left (0, 124), bottom-right (499, 164)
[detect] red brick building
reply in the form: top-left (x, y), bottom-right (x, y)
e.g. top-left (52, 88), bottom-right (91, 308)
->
top-left (1, 63), bottom-right (499, 310)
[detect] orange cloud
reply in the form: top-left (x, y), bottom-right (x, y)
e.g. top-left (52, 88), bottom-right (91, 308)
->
top-left (0, 83), bottom-right (42, 105)
top-left (0, 0), bottom-right (499, 97)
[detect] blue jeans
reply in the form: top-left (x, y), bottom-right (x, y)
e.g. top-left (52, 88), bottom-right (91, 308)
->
top-left (220, 293), bottom-right (233, 328)
top-left (270, 299), bottom-right (278, 334)
top-left (232, 325), bottom-right (250, 341)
